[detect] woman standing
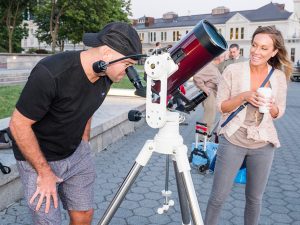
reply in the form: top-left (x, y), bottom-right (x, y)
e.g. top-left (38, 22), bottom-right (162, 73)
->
top-left (204, 26), bottom-right (292, 225)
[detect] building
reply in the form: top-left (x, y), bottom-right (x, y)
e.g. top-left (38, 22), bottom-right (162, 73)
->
top-left (133, 2), bottom-right (300, 64)
top-left (21, 20), bottom-right (84, 53)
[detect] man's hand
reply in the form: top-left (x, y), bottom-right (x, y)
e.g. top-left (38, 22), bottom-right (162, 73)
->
top-left (30, 170), bottom-right (63, 213)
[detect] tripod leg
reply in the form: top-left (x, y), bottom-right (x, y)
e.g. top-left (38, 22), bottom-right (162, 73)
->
top-left (98, 140), bottom-right (155, 225)
top-left (173, 160), bottom-right (191, 225)
top-left (175, 145), bottom-right (204, 225)
top-left (165, 155), bottom-right (170, 194)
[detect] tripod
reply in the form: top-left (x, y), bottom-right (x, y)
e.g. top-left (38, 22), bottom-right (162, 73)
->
top-left (98, 112), bottom-right (204, 225)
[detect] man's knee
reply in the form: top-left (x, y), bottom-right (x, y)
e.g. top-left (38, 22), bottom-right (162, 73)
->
top-left (69, 209), bottom-right (94, 225)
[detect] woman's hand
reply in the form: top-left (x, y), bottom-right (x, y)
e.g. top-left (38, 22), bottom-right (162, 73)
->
top-left (254, 93), bottom-right (279, 117)
top-left (267, 96), bottom-right (279, 118)
top-left (264, 96), bottom-right (275, 111)
top-left (241, 91), bottom-right (261, 107)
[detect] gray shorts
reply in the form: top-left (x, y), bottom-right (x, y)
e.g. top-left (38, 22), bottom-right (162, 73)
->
top-left (17, 141), bottom-right (96, 225)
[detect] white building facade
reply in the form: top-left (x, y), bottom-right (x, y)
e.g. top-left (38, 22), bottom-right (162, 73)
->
top-left (21, 21), bottom-right (84, 52)
top-left (133, 2), bottom-right (300, 64)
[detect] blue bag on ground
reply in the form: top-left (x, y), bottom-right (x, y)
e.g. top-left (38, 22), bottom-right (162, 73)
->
top-left (210, 154), bottom-right (247, 184)
top-left (235, 168), bottom-right (247, 184)
top-left (190, 142), bottom-right (218, 166)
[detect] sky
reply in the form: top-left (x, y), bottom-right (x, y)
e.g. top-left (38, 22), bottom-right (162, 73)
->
top-left (130, 0), bottom-right (294, 18)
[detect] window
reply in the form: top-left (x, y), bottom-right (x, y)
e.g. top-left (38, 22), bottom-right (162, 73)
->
top-left (291, 48), bottom-right (295, 62)
top-left (149, 32), bottom-right (156, 42)
top-left (230, 28), bottom-right (233, 40)
top-left (177, 31), bottom-right (180, 41)
top-left (160, 32), bottom-right (167, 41)
top-left (235, 28), bottom-right (239, 39)
top-left (241, 27), bottom-right (244, 39)
top-left (139, 33), bottom-right (144, 42)
top-left (240, 48), bottom-right (244, 56)
top-left (173, 31), bottom-right (181, 41)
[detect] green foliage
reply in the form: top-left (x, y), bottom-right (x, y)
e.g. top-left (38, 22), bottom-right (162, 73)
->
top-left (0, 0), bottom-right (32, 53)
top-left (33, 0), bottom-right (132, 51)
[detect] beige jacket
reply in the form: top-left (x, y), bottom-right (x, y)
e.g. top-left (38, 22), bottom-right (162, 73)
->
top-left (193, 62), bottom-right (221, 95)
top-left (217, 61), bottom-right (287, 148)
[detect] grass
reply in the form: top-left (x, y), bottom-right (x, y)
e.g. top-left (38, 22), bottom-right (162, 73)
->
top-left (111, 65), bottom-right (145, 88)
top-left (0, 85), bottom-right (24, 119)
top-left (111, 72), bottom-right (146, 88)
top-left (0, 66), bottom-right (145, 119)
top-left (134, 64), bottom-right (144, 71)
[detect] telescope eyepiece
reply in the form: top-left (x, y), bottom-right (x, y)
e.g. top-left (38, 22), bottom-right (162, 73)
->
top-left (126, 66), bottom-right (146, 97)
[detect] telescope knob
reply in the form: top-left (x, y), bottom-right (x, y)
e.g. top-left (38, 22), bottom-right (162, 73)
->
top-left (128, 110), bottom-right (144, 122)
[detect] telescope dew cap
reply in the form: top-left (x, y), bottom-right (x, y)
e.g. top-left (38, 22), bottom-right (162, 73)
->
top-left (83, 22), bottom-right (142, 59)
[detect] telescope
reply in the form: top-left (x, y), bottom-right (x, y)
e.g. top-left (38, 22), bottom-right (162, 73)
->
top-left (143, 20), bottom-right (227, 127)
top-left (126, 20), bottom-right (227, 102)
top-left (98, 19), bottom-right (227, 225)
top-left (144, 20), bottom-right (227, 114)
top-left (155, 20), bottom-right (226, 95)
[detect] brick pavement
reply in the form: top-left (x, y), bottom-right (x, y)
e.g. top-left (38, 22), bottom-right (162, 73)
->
top-left (1, 82), bottom-right (300, 225)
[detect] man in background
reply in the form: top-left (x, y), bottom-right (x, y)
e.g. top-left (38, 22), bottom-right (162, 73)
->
top-left (219, 43), bottom-right (246, 73)
top-left (193, 57), bottom-right (221, 134)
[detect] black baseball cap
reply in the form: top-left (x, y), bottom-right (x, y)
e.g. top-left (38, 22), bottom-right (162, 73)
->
top-left (83, 22), bottom-right (142, 59)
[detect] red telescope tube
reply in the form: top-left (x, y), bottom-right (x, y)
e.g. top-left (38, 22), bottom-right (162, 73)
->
top-left (152, 20), bottom-right (227, 96)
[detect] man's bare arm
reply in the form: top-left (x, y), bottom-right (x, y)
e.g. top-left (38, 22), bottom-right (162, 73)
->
top-left (9, 109), bottom-right (62, 213)
top-left (10, 109), bottom-right (51, 173)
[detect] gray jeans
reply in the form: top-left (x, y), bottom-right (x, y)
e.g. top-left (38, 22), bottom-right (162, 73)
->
top-left (204, 136), bottom-right (275, 225)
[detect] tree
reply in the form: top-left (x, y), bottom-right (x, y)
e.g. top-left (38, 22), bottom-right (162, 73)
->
top-left (34, 0), bottom-right (132, 52)
top-left (0, 0), bottom-right (31, 53)
top-left (34, 0), bottom-right (68, 53)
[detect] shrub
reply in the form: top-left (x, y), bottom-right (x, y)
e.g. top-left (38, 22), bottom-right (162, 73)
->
top-left (35, 49), bottom-right (49, 54)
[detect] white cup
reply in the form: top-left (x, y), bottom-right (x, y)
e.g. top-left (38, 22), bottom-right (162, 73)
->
top-left (257, 87), bottom-right (272, 113)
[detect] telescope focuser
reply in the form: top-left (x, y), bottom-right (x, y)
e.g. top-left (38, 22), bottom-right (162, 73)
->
top-left (168, 89), bottom-right (208, 113)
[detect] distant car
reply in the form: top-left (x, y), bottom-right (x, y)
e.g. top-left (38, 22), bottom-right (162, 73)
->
top-left (291, 66), bottom-right (300, 82)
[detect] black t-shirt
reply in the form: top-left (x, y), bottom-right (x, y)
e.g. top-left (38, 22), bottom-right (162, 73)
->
top-left (13, 51), bottom-right (112, 161)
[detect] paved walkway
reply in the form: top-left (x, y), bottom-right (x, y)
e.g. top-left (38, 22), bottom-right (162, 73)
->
top-left (1, 82), bottom-right (300, 225)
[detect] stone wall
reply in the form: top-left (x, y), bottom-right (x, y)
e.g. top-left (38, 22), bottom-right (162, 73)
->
top-left (0, 53), bottom-right (49, 70)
